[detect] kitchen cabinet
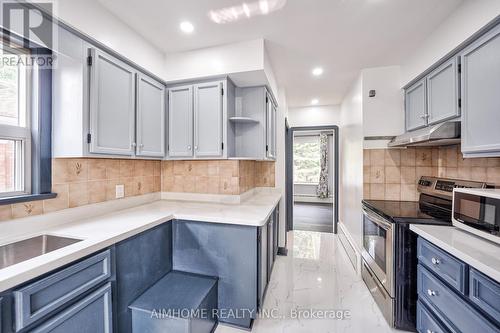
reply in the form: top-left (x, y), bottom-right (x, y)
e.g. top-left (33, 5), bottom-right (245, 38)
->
top-left (168, 85), bottom-right (193, 157)
top-left (136, 74), bottom-right (166, 158)
top-left (53, 27), bottom-right (166, 159)
top-left (31, 283), bottom-right (113, 333)
top-left (230, 86), bottom-right (277, 160)
top-left (88, 47), bottom-right (137, 156)
top-left (460, 24), bottom-right (500, 157)
top-left (194, 81), bottom-right (224, 157)
top-left (416, 237), bottom-right (500, 333)
top-left (405, 79), bottom-right (427, 131)
top-left (426, 58), bottom-right (460, 125)
top-left (167, 79), bottom-right (233, 159)
top-left (266, 93), bottom-right (277, 159)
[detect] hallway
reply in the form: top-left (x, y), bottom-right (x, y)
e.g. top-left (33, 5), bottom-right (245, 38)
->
top-left (216, 231), bottom-right (396, 333)
top-left (294, 203), bottom-right (333, 233)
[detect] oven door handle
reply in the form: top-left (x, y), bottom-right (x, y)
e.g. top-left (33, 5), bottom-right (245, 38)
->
top-left (362, 207), bottom-right (392, 230)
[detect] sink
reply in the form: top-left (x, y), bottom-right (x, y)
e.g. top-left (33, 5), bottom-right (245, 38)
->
top-left (0, 235), bottom-right (82, 270)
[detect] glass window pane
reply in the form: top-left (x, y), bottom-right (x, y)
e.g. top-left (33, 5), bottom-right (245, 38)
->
top-left (293, 137), bottom-right (321, 184)
top-left (0, 46), bottom-right (28, 127)
top-left (0, 139), bottom-right (17, 193)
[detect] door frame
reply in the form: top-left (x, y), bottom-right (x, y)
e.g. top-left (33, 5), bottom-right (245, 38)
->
top-left (285, 123), bottom-right (340, 234)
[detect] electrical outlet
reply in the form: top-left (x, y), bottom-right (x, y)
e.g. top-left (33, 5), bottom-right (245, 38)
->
top-left (115, 184), bottom-right (125, 198)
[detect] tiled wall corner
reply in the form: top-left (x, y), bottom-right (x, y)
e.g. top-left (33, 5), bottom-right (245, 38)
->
top-left (161, 160), bottom-right (275, 195)
top-left (364, 144), bottom-right (500, 201)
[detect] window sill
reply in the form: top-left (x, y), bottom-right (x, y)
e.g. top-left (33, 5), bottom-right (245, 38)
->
top-left (0, 193), bottom-right (57, 205)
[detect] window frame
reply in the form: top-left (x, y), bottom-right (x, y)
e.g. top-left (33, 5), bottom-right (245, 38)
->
top-left (0, 28), bottom-right (55, 204)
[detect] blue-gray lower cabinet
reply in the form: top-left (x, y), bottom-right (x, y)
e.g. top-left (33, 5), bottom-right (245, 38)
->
top-left (31, 283), bottom-right (113, 333)
top-left (172, 220), bottom-right (258, 329)
top-left (416, 237), bottom-right (500, 333)
top-left (113, 223), bottom-right (172, 333)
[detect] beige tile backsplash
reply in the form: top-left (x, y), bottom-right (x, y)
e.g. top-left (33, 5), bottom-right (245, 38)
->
top-left (0, 158), bottom-right (275, 222)
top-left (364, 144), bottom-right (500, 201)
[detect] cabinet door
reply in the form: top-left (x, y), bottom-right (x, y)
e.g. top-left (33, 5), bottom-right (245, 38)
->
top-left (258, 225), bottom-right (268, 307)
top-left (136, 74), bottom-right (165, 158)
top-left (31, 283), bottom-right (112, 333)
top-left (427, 58), bottom-right (460, 125)
top-left (266, 94), bottom-right (276, 159)
top-left (89, 48), bottom-right (136, 155)
top-left (460, 25), bottom-right (500, 156)
top-left (405, 79), bottom-right (427, 131)
top-left (194, 81), bottom-right (223, 158)
top-left (168, 85), bottom-right (193, 157)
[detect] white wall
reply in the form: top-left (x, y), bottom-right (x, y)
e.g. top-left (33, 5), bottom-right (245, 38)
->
top-left (339, 75), bottom-right (363, 250)
top-left (401, 0), bottom-right (500, 86)
top-left (275, 87), bottom-right (287, 248)
top-left (361, 66), bottom-right (405, 148)
top-left (287, 105), bottom-right (341, 127)
top-left (53, 0), bottom-right (166, 76)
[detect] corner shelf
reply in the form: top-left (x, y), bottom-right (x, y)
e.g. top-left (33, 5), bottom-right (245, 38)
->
top-left (229, 117), bottom-right (259, 124)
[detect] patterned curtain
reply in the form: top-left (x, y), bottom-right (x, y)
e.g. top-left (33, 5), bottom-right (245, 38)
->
top-left (316, 133), bottom-right (329, 198)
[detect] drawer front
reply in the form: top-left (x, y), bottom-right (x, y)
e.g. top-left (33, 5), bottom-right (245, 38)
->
top-left (417, 238), bottom-right (467, 294)
top-left (469, 268), bottom-right (500, 324)
top-left (14, 250), bottom-right (111, 331)
top-left (418, 265), bottom-right (499, 333)
top-left (417, 300), bottom-right (450, 333)
top-left (32, 283), bottom-right (113, 333)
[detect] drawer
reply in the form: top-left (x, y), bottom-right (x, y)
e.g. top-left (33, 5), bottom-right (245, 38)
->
top-left (32, 282), bottom-right (113, 333)
top-left (14, 250), bottom-right (111, 331)
top-left (417, 238), bottom-right (467, 294)
top-left (417, 300), bottom-right (450, 333)
top-left (418, 264), bottom-right (499, 333)
top-left (469, 268), bottom-right (500, 324)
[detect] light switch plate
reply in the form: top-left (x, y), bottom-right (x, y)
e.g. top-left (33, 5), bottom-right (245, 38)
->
top-left (115, 184), bottom-right (125, 198)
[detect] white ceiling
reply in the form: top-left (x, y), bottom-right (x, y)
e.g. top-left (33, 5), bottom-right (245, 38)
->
top-left (97, 0), bottom-right (463, 107)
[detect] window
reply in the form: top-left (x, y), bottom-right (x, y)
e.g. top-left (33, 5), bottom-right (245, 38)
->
top-left (293, 135), bottom-right (320, 184)
top-left (0, 40), bottom-right (31, 197)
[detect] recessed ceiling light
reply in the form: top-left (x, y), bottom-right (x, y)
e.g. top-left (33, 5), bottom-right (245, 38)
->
top-left (180, 21), bottom-right (194, 34)
top-left (259, 0), bottom-right (269, 14)
top-left (312, 67), bottom-right (324, 76)
top-left (311, 99), bottom-right (319, 105)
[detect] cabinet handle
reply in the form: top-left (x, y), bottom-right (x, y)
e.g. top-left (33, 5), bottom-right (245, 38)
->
top-left (420, 114), bottom-right (429, 119)
top-left (431, 257), bottom-right (440, 265)
top-left (194, 146), bottom-right (198, 150)
top-left (131, 142), bottom-right (137, 148)
top-left (187, 145), bottom-right (192, 150)
top-left (427, 289), bottom-right (437, 297)
top-left (426, 330), bottom-right (435, 333)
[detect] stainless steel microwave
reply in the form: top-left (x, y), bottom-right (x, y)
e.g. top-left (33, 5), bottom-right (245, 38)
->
top-left (453, 188), bottom-right (500, 244)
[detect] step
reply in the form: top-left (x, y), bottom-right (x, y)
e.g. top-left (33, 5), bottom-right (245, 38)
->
top-left (129, 271), bottom-right (218, 333)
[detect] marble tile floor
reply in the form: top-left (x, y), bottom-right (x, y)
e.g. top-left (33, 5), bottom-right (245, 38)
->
top-left (216, 230), bottom-right (398, 333)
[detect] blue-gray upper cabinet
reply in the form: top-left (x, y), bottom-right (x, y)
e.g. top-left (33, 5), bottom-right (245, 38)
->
top-left (460, 24), bottom-right (500, 157)
top-left (426, 58), bottom-right (460, 125)
top-left (136, 74), bottom-right (166, 158)
top-left (88, 47), bottom-right (137, 156)
top-left (405, 79), bottom-right (427, 131)
top-left (266, 94), bottom-right (277, 160)
top-left (194, 81), bottom-right (223, 158)
top-left (31, 283), bottom-right (113, 333)
top-left (168, 85), bottom-right (194, 158)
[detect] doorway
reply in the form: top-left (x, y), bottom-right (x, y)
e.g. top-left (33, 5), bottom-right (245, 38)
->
top-left (285, 124), bottom-right (339, 235)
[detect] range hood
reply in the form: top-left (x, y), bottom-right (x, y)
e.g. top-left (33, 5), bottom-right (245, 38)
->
top-left (388, 121), bottom-right (461, 147)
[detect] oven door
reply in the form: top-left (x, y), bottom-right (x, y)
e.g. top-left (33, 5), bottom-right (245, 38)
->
top-left (362, 206), bottom-right (394, 297)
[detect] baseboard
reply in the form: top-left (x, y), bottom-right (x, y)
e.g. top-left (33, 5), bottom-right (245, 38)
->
top-left (337, 222), bottom-right (361, 275)
top-left (277, 247), bottom-right (288, 256)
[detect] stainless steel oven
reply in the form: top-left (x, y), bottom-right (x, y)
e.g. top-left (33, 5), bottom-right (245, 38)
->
top-left (361, 205), bottom-right (395, 325)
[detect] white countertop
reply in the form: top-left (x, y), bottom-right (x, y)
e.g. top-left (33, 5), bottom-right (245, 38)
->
top-left (0, 188), bottom-right (281, 292)
top-left (410, 224), bottom-right (500, 283)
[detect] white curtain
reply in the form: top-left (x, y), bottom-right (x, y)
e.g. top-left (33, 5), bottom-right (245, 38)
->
top-left (316, 133), bottom-right (329, 198)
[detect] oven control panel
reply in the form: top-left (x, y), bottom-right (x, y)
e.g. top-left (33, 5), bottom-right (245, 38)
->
top-left (418, 176), bottom-right (487, 198)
